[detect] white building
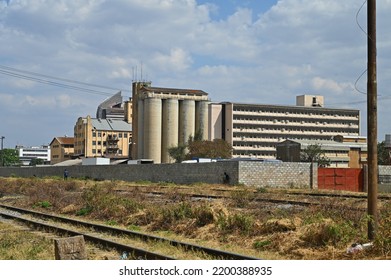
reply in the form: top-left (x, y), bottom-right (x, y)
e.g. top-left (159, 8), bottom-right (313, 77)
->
top-left (209, 95), bottom-right (360, 159)
top-left (16, 145), bottom-right (51, 165)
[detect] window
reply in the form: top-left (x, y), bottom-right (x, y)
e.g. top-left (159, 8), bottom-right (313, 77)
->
top-left (93, 132), bottom-right (96, 137)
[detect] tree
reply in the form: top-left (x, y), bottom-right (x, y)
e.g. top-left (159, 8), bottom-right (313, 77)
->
top-left (187, 139), bottom-right (232, 159)
top-left (300, 144), bottom-right (330, 167)
top-left (168, 144), bottom-right (187, 163)
top-left (30, 158), bottom-right (45, 166)
top-left (0, 148), bottom-right (20, 166)
top-left (378, 141), bottom-right (391, 165)
top-left (168, 134), bottom-right (233, 162)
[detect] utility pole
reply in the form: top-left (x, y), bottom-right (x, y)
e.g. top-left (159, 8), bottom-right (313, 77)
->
top-left (367, 0), bottom-right (378, 240)
top-left (0, 136), bottom-right (4, 166)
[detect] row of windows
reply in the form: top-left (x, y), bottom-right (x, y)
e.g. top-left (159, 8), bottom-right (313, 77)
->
top-left (234, 142), bottom-right (276, 148)
top-left (233, 107), bottom-right (358, 118)
top-left (91, 149), bottom-right (123, 155)
top-left (233, 117), bottom-right (358, 126)
top-left (233, 128), bottom-right (358, 138)
top-left (20, 153), bottom-right (49, 157)
top-left (92, 132), bottom-right (128, 138)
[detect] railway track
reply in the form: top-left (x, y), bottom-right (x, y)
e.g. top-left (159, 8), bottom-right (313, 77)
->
top-left (115, 187), bottom-right (369, 212)
top-left (0, 203), bottom-right (260, 260)
top-left (122, 184), bottom-right (391, 201)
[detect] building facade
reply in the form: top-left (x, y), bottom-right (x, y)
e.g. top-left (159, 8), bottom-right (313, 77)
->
top-left (73, 112), bottom-right (132, 159)
top-left (16, 145), bottom-right (51, 166)
top-left (209, 95), bottom-right (360, 159)
top-left (50, 137), bottom-right (74, 165)
top-left (131, 82), bottom-right (210, 163)
top-left (276, 135), bottom-right (367, 168)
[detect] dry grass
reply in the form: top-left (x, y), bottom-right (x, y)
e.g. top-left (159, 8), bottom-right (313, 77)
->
top-left (1, 177), bottom-right (391, 259)
top-left (0, 222), bottom-right (54, 260)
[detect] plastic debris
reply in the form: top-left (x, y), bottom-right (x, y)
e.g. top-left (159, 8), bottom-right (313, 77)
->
top-left (120, 251), bottom-right (128, 260)
top-left (346, 242), bottom-right (373, 254)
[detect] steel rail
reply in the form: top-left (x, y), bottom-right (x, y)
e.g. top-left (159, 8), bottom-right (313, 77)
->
top-left (0, 208), bottom-right (174, 260)
top-left (0, 204), bottom-right (260, 260)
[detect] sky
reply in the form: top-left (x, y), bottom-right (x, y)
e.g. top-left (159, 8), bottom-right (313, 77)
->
top-left (0, 0), bottom-right (391, 148)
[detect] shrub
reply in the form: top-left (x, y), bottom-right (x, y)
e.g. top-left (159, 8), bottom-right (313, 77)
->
top-left (217, 213), bottom-right (255, 235)
top-left (230, 189), bottom-right (254, 208)
top-left (33, 201), bottom-right (52, 209)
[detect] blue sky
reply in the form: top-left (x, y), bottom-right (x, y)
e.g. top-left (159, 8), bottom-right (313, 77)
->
top-left (0, 0), bottom-right (391, 148)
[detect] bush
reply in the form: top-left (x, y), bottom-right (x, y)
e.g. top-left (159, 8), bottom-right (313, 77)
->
top-left (217, 213), bottom-right (255, 235)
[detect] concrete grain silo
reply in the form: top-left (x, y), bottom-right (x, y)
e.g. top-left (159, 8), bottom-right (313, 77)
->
top-left (162, 99), bottom-right (179, 163)
top-left (195, 101), bottom-right (209, 140)
top-left (137, 99), bottom-right (144, 158)
top-left (131, 82), bottom-right (209, 163)
top-left (143, 98), bottom-right (162, 163)
top-left (179, 100), bottom-right (195, 145)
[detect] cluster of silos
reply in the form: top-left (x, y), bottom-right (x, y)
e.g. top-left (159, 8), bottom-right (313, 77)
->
top-left (136, 97), bottom-right (209, 163)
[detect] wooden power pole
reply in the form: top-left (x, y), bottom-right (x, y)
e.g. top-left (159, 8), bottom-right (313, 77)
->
top-left (367, 0), bottom-right (378, 240)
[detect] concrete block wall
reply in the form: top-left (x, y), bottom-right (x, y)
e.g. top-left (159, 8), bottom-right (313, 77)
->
top-left (0, 161), bottom-right (316, 189)
top-left (238, 161), bottom-right (316, 189)
top-left (0, 162), bottom-right (239, 185)
top-left (379, 165), bottom-right (391, 177)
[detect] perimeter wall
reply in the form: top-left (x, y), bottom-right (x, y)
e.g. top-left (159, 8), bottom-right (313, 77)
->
top-left (0, 161), bottom-right (316, 189)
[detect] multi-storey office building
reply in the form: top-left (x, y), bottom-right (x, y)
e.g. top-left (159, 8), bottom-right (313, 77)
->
top-left (209, 95), bottom-right (360, 159)
top-left (16, 145), bottom-right (51, 165)
top-left (132, 82), bottom-right (210, 163)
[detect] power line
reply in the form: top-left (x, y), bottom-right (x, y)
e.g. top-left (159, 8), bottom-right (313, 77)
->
top-left (0, 64), bottom-right (131, 95)
top-left (0, 69), bottom-right (114, 96)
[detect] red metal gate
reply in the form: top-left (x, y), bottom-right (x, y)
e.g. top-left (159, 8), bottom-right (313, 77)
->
top-left (318, 168), bottom-right (363, 192)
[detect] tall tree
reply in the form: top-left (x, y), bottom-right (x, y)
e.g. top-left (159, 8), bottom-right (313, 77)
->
top-left (0, 148), bottom-right (20, 166)
top-left (168, 137), bottom-right (233, 162)
top-left (187, 139), bottom-right (232, 160)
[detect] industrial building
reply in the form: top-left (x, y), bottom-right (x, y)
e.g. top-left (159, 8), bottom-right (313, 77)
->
top-left (131, 82), bottom-right (210, 163)
top-left (209, 95), bottom-right (360, 159)
top-left (96, 91), bottom-right (128, 120)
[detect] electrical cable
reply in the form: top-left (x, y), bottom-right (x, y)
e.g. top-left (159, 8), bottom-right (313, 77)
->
top-left (0, 64), bottom-right (131, 96)
top-left (0, 68), bottom-right (114, 96)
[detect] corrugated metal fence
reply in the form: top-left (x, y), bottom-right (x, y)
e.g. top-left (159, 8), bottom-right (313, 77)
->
top-left (318, 168), bottom-right (364, 192)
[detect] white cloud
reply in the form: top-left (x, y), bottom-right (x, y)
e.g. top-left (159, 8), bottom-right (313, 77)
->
top-left (153, 48), bottom-right (193, 72)
top-left (311, 77), bottom-right (353, 94)
top-left (1, 0), bottom-right (391, 146)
